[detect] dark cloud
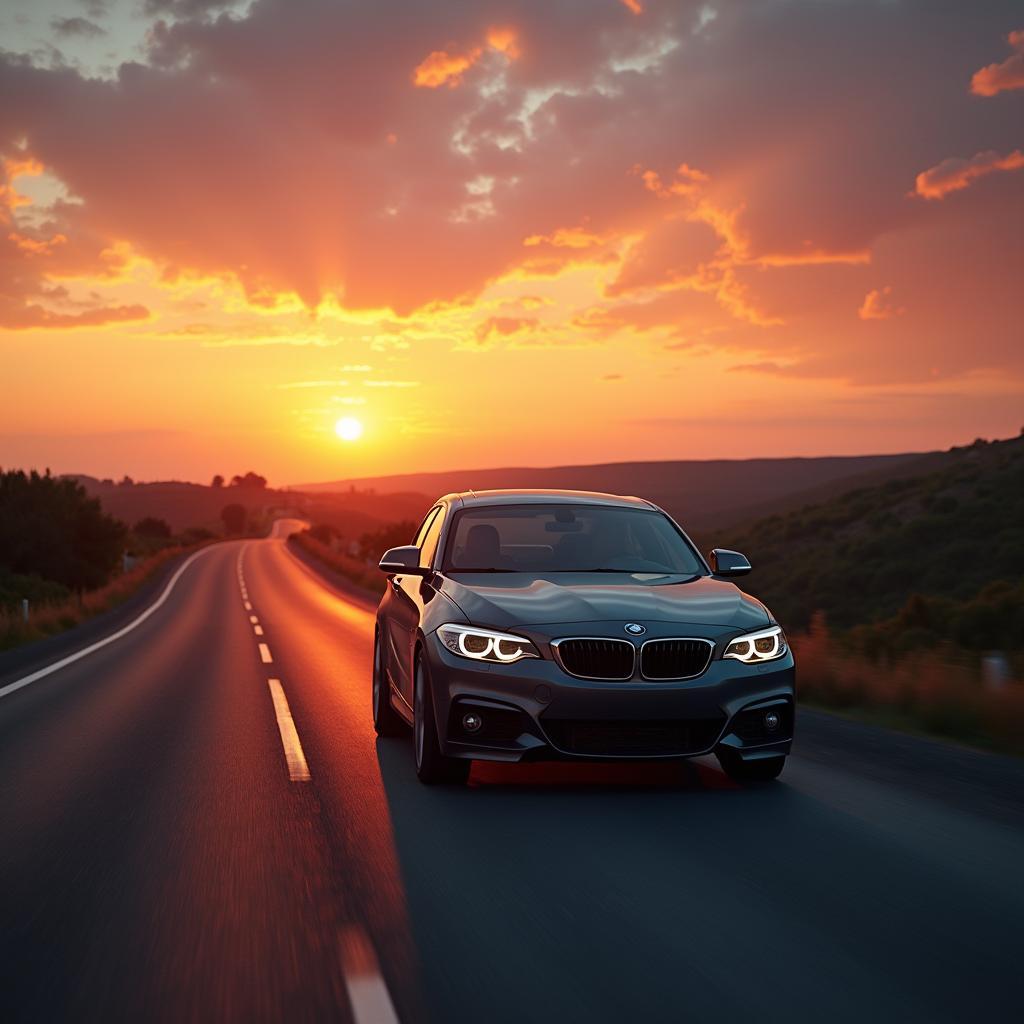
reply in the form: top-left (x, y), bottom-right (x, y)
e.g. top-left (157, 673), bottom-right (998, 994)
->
top-left (50, 17), bottom-right (106, 39)
top-left (141, 0), bottom-right (236, 16)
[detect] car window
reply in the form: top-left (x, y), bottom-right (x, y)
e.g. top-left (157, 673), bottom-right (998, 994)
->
top-left (412, 506), bottom-right (440, 548)
top-left (419, 505), bottom-right (446, 568)
top-left (442, 504), bottom-right (704, 575)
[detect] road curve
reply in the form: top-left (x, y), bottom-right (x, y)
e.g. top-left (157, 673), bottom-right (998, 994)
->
top-left (0, 527), bottom-right (1021, 1023)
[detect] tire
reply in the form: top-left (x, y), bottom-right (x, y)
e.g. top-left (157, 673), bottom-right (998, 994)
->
top-left (413, 653), bottom-right (470, 785)
top-left (372, 628), bottom-right (404, 737)
top-left (717, 751), bottom-right (786, 783)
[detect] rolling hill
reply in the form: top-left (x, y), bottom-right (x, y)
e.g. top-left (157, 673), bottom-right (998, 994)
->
top-left (714, 434), bottom-right (1024, 642)
top-left (293, 450), bottom-right (933, 534)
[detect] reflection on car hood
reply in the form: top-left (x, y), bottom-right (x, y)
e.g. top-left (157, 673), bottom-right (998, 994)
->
top-left (439, 572), bottom-right (771, 630)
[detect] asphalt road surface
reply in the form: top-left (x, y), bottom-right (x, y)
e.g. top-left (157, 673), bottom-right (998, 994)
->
top-left (1, 524), bottom-right (1021, 1023)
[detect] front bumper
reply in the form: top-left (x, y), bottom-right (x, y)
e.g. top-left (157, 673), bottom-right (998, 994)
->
top-left (422, 629), bottom-right (795, 763)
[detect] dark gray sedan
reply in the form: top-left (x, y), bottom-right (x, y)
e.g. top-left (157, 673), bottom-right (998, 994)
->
top-left (373, 489), bottom-right (795, 784)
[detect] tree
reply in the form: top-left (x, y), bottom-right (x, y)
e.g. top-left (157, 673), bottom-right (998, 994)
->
top-left (229, 471), bottom-right (267, 489)
top-left (0, 470), bottom-right (126, 590)
top-left (211, 474), bottom-right (224, 489)
top-left (220, 503), bottom-right (247, 535)
top-left (133, 516), bottom-right (172, 540)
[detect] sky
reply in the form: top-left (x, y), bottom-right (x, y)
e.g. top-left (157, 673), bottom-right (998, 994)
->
top-left (0, 0), bottom-right (1022, 486)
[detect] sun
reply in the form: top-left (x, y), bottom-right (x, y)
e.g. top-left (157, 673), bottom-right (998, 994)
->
top-left (334, 416), bottom-right (363, 442)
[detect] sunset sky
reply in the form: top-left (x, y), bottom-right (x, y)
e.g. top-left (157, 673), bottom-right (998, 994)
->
top-left (1, 0), bottom-right (1022, 485)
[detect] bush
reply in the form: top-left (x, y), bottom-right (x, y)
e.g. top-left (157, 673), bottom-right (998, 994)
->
top-left (792, 614), bottom-right (1024, 754)
top-left (289, 530), bottom-right (385, 594)
top-left (358, 521), bottom-right (417, 562)
top-left (0, 568), bottom-right (70, 610)
top-left (309, 523), bottom-right (339, 545)
top-left (180, 526), bottom-right (217, 544)
top-left (132, 516), bottom-right (172, 539)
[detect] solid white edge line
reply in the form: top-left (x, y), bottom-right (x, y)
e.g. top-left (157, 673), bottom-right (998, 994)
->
top-left (266, 678), bottom-right (311, 782)
top-left (258, 642), bottom-right (273, 663)
top-left (339, 926), bottom-right (401, 1024)
top-left (0, 545), bottom-right (218, 701)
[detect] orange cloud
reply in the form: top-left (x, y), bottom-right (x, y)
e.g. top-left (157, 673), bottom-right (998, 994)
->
top-left (620, 0), bottom-right (644, 14)
top-left (0, 156), bottom-right (45, 219)
top-left (858, 286), bottom-right (905, 321)
top-left (413, 27), bottom-right (519, 88)
top-left (413, 47), bottom-right (482, 88)
top-left (913, 149), bottom-right (1024, 199)
top-left (486, 27), bottom-right (521, 59)
top-left (0, 301), bottom-right (149, 330)
top-left (640, 163), bottom-right (710, 199)
top-left (523, 225), bottom-right (611, 249)
top-left (9, 231), bottom-right (68, 256)
top-left (474, 315), bottom-right (539, 344)
top-left (713, 267), bottom-right (783, 328)
top-left (970, 29), bottom-right (1024, 97)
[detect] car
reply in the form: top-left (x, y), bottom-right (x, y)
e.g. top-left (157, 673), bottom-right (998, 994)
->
top-left (372, 490), bottom-right (795, 785)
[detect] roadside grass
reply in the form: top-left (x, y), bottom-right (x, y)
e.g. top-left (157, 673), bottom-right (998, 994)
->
top-left (792, 617), bottom-right (1023, 756)
top-left (288, 530), bottom-right (1024, 757)
top-left (0, 542), bottom-right (216, 652)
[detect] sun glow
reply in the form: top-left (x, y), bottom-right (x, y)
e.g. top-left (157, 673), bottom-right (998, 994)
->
top-left (334, 416), bottom-right (364, 442)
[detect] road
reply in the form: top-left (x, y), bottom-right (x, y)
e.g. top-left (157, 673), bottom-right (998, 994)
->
top-left (1, 525), bottom-right (1021, 1023)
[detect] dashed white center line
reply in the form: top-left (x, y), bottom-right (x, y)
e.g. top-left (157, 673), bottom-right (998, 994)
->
top-left (240, 534), bottom-right (397, 1017)
top-left (266, 678), bottom-right (311, 782)
top-left (339, 926), bottom-right (401, 1024)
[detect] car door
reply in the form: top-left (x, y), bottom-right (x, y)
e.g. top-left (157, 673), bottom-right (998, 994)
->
top-left (387, 505), bottom-right (443, 709)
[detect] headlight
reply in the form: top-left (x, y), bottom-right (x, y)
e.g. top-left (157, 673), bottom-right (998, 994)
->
top-left (722, 625), bottom-right (788, 663)
top-left (437, 623), bottom-right (540, 664)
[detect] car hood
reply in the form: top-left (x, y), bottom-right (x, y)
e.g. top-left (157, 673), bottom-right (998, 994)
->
top-left (439, 572), bottom-right (771, 631)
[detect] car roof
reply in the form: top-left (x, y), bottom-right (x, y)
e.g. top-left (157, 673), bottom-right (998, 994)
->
top-left (436, 488), bottom-right (658, 510)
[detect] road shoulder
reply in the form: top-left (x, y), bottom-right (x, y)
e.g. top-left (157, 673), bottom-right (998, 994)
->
top-left (796, 706), bottom-right (1024, 827)
top-left (0, 543), bottom-right (224, 692)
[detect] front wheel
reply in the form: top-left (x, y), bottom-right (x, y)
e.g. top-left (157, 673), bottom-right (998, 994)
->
top-left (413, 655), bottom-right (470, 785)
top-left (372, 629), bottom-right (404, 737)
top-left (717, 751), bottom-right (786, 784)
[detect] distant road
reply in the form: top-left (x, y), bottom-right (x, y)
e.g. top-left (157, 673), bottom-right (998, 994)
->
top-left (1, 524), bottom-right (1021, 1022)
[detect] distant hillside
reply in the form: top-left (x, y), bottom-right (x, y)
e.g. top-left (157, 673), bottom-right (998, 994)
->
top-left (65, 477), bottom-right (431, 539)
top-left (715, 435), bottom-right (1024, 638)
top-left (68, 478), bottom-right (298, 533)
top-left (294, 451), bottom-right (932, 533)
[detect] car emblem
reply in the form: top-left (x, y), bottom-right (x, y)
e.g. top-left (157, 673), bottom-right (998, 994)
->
top-left (624, 623), bottom-right (646, 635)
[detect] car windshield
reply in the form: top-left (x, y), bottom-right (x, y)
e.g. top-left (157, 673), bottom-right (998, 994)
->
top-left (442, 504), bottom-right (705, 575)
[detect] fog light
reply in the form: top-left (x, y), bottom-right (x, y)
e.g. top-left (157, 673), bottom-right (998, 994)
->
top-left (764, 711), bottom-right (781, 732)
top-left (461, 713), bottom-right (483, 734)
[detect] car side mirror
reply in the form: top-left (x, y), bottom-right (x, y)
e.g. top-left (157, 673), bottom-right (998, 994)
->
top-left (378, 545), bottom-right (430, 576)
top-left (710, 548), bottom-right (751, 577)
